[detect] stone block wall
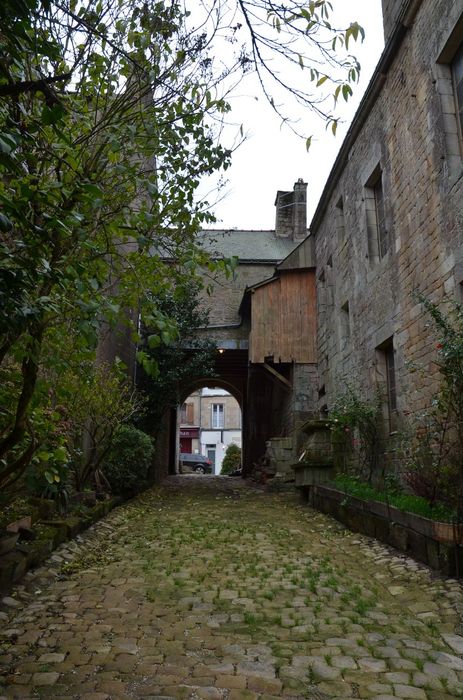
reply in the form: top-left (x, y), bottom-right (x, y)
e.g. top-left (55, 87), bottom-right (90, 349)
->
top-left (300, 0), bottom-right (463, 443)
top-left (381, 0), bottom-right (405, 41)
top-left (195, 263), bottom-right (277, 348)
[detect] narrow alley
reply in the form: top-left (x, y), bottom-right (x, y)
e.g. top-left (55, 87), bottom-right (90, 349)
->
top-left (1, 477), bottom-right (463, 700)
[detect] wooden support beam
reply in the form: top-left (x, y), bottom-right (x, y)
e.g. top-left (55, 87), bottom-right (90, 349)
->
top-left (262, 362), bottom-right (292, 390)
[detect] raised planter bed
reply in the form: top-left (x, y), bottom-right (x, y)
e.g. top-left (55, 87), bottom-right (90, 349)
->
top-left (0, 496), bottom-right (122, 593)
top-left (301, 483), bottom-right (463, 577)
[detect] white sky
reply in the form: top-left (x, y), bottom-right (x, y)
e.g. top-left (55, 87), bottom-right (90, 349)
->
top-left (205, 0), bottom-right (385, 230)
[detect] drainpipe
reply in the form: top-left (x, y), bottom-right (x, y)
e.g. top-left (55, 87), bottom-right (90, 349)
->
top-left (199, 391), bottom-right (202, 455)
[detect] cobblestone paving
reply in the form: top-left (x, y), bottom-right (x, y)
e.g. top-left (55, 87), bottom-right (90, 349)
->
top-left (2, 476), bottom-right (463, 700)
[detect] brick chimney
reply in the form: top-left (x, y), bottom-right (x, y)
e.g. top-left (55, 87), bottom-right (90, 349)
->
top-left (275, 179), bottom-right (308, 240)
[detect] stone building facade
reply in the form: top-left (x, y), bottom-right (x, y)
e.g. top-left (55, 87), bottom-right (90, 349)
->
top-left (150, 0), bottom-right (463, 480)
top-left (179, 388), bottom-right (242, 473)
top-left (283, 0), bottom-right (463, 454)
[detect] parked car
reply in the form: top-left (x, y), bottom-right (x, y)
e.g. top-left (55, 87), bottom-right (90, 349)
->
top-left (179, 453), bottom-right (213, 474)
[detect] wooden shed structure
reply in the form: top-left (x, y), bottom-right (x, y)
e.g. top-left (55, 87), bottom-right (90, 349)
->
top-left (245, 268), bottom-right (317, 365)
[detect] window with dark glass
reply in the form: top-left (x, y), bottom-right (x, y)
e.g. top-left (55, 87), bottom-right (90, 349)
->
top-left (385, 343), bottom-right (397, 413)
top-left (376, 337), bottom-right (397, 431)
top-left (452, 42), bottom-right (463, 140)
top-left (374, 176), bottom-right (388, 258)
top-left (365, 165), bottom-right (389, 262)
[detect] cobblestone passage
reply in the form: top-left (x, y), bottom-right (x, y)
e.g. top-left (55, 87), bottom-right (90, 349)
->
top-left (2, 476), bottom-right (463, 700)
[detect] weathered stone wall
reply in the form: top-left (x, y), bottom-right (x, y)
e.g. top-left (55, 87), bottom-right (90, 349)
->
top-left (381, 0), bottom-right (406, 41)
top-left (300, 0), bottom-right (463, 437)
top-left (195, 263), bottom-right (277, 347)
top-left (200, 395), bottom-right (241, 429)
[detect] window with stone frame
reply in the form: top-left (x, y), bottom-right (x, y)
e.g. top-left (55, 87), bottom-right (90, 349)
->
top-left (365, 165), bottom-right (389, 262)
top-left (376, 337), bottom-right (397, 432)
top-left (340, 300), bottom-right (350, 352)
top-left (335, 196), bottom-right (346, 244)
top-left (452, 41), bottom-right (463, 145)
top-left (436, 20), bottom-right (463, 176)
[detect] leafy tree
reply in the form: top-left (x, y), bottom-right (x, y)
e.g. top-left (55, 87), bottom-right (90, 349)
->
top-left (221, 443), bottom-right (242, 475)
top-left (0, 0), bottom-right (364, 492)
top-left (137, 281), bottom-right (217, 434)
top-left (189, 0), bottom-right (364, 142)
top-left (0, 0), bottom-right (231, 490)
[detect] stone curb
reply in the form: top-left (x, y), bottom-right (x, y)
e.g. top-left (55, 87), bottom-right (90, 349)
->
top-left (0, 496), bottom-right (123, 595)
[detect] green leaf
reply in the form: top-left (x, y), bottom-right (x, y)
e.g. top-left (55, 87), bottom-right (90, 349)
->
top-left (148, 334), bottom-right (161, 349)
top-left (0, 213), bottom-right (13, 232)
top-left (342, 84), bottom-right (353, 101)
top-left (41, 103), bottom-right (66, 126)
top-left (0, 134), bottom-right (18, 155)
top-left (82, 183), bottom-right (103, 198)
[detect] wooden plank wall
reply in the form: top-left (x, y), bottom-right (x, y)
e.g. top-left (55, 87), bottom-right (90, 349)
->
top-left (250, 270), bottom-right (317, 363)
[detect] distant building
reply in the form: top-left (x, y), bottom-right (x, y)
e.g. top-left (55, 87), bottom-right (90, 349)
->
top-left (179, 387), bottom-right (241, 474)
top-left (151, 0), bottom-right (463, 482)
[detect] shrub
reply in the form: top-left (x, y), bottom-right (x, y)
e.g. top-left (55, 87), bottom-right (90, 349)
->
top-left (329, 385), bottom-right (383, 482)
top-left (221, 443), bottom-right (241, 475)
top-left (402, 296), bottom-right (463, 517)
top-left (102, 425), bottom-right (154, 495)
top-left (66, 362), bottom-right (145, 491)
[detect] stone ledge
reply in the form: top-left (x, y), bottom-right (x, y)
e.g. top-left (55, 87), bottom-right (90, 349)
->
top-left (301, 484), bottom-right (463, 577)
top-left (0, 497), bottom-right (122, 594)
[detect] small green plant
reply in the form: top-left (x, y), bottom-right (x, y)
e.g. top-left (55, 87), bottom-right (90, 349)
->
top-left (146, 588), bottom-right (156, 602)
top-left (330, 384), bottom-right (383, 482)
top-left (325, 575), bottom-right (338, 589)
top-left (425, 620), bottom-right (439, 637)
top-left (243, 611), bottom-right (260, 631)
top-left (354, 598), bottom-right (370, 615)
top-left (101, 425), bottom-right (154, 495)
top-left (220, 443), bottom-right (242, 475)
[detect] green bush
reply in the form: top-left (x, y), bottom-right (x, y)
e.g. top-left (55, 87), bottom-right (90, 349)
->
top-left (102, 425), bottom-right (154, 495)
top-left (220, 443), bottom-right (242, 475)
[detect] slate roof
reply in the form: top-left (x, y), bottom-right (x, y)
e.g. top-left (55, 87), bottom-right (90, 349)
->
top-left (199, 229), bottom-right (300, 262)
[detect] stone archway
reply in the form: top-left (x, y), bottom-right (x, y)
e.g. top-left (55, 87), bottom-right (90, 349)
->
top-left (179, 376), bottom-right (243, 407)
top-left (177, 371), bottom-right (245, 476)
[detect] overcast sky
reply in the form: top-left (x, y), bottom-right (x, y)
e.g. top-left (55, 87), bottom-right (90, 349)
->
top-left (204, 0), bottom-right (385, 231)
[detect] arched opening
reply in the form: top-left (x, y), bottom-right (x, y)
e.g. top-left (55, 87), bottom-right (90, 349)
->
top-left (178, 380), bottom-right (243, 475)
